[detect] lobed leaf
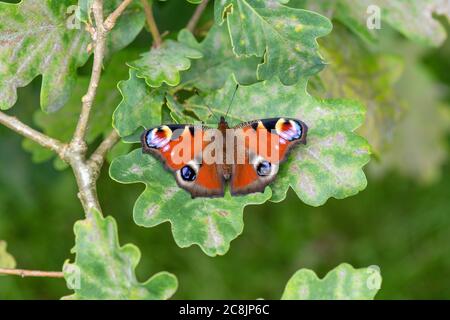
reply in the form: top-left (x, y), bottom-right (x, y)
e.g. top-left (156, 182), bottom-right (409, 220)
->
top-left (101, 0), bottom-right (146, 57)
top-left (298, 0), bottom-right (450, 46)
top-left (63, 208), bottom-right (178, 300)
top-left (369, 48), bottom-right (450, 184)
top-left (22, 50), bottom-right (137, 168)
top-left (128, 37), bottom-right (203, 88)
top-left (214, 0), bottom-right (332, 85)
top-left (77, 0), bottom-right (94, 23)
top-left (311, 23), bottom-right (404, 154)
top-left (281, 263), bottom-right (382, 300)
top-left (178, 25), bottom-right (260, 91)
top-left (0, 0), bottom-right (90, 112)
top-left (0, 240), bottom-right (16, 269)
top-left (110, 75), bottom-right (370, 255)
top-left (113, 69), bottom-right (165, 139)
top-left (109, 149), bottom-right (271, 256)
top-left (187, 77), bottom-right (371, 205)
top-left (0, 0), bottom-right (144, 112)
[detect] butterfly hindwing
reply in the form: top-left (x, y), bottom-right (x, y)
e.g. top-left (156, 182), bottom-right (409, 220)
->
top-left (141, 124), bottom-right (225, 198)
top-left (230, 118), bottom-right (307, 195)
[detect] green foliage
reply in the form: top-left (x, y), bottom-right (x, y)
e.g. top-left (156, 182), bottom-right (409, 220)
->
top-left (101, 0), bottom-right (146, 57)
top-left (297, 0), bottom-right (450, 46)
top-left (110, 149), bottom-right (271, 256)
top-left (178, 25), bottom-right (260, 91)
top-left (0, 0), bottom-right (144, 112)
top-left (63, 208), bottom-right (178, 299)
top-left (342, 0), bottom-right (450, 47)
top-left (78, 0), bottom-right (146, 54)
top-left (1, 0), bottom-right (449, 301)
top-left (215, 0), bottom-right (332, 84)
top-left (113, 70), bottom-right (164, 139)
top-left (369, 50), bottom-right (450, 183)
top-left (0, 0), bottom-right (90, 112)
top-left (77, 0), bottom-right (94, 23)
top-left (0, 241), bottom-right (16, 269)
top-left (110, 72), bottom-right (369, 255)
top-left (281, 263), bottom-right (381, 299)
top-left (188, 77), bottom-right (370, 205)
top-left (22, 50), bottom-right (137, 168)
top-left (128, 38), bottom-right (203, 87)
top-left (311, 23), bottom-right (403, 154)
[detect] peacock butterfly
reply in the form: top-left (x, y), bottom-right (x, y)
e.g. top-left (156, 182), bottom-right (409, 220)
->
top-left (141, 87), bottom-right (308, 198)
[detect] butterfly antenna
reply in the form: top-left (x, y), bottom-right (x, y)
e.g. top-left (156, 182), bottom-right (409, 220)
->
top-left (206, 104), bottom-right (219, 122)
top-left (225, 84), bottom-right (239, 120)
top-left (194, 88), bottom-right (219, 122)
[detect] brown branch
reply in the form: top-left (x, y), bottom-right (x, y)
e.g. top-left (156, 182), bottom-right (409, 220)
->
top-left (0, 111), bottom-right (67, 158)
top-left (1, 0), bottom-right (127, 214)
top-left (88, 130), bottom-right (120, 178)
top-left (72, 0), bottom-right (106, 148)
top-left (104, 0), bottom-right (134, 31)
top-left (186, 0), bottom-right (210, 33)
top-left (141, 0), bottom-right (162, 47)
top-left (0, 268), bottom-right (64, 279)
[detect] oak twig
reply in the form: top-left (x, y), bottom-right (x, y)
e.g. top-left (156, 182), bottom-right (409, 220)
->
top-left (104, 0), bottom-right (134, 31)
top-left (0, 268), bottom-right (64, 279)
top-left (72, 0), bottom-right (106, 148)
top-left (0, 0), bottom-right (133, 280)
top-left (88, 130), bottom-right (121, 178)
top-left (141, 0), bottom-right (162, 47)
top-left (0, 111), bottom-right (67, 158)
top-left (186, 0), bottom-right (210, 33)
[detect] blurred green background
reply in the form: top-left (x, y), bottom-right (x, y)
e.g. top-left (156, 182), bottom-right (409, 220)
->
top-left (0, 1), bottom-right (449, 299)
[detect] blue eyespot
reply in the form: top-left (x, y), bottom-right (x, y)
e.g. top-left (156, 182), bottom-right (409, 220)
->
top-left (145, 127), bottom-right (170, 149)
top-left (292, 120), bottom-right (302, 139)
top-left (284, 120), bottom-right (301, 141)
top-left (180, 165), bottom-right (196, 181)
top-left (256, 161), bottom-right (271, 176)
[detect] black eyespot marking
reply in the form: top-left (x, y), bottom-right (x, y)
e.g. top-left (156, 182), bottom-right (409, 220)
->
top-left (256, 161), bottom-right (272, 176)
top-left (180, 165), bottom-right (196, 181)
top-left (261, 119), bottom-right (278, 131)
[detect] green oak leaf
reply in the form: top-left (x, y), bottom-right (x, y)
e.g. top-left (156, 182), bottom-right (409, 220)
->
top-left (63, 208), bottom-right (178, 300)
top-left (214, 0), bottom-right (332, 85)
top-left (109, 149), bottom-right (271, 256)
top-left (342, 0), bottom-right (450, 46)
top-left (103, 0), bottom-right (146, 57)
top-left (177, 24), bottom-right (260, 91)
top-left (165, 94), bottom-right (199, 124)
top-left (22, 50), bottom-right (138, 169)
top-left (281, 263), bottom-right (382, 300)
top-left (187, 76), bottom-right (370, 205)
top-left (0, 240), bottom-right (16, 269)
top-left (297, 0), bottom-right (450, 46)
top-left (0, 0), bottom-right (90, 112)
top-left (77, 0), bottom-right (146, 57)
top-left (369, 46), bottom-right (450, 184)
top-left (113, 69), bottom-right (165, 139)
top-left (0, 0), bottom-right (144, 112)
top-left (77, 0), bottom-right (94, 23)
top-left (128, 37), bottom-right (203, 87)
top-left (311, 23), bottom-right (404, 154)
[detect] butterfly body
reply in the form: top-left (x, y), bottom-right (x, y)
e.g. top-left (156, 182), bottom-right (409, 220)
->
top-left (141, 117), bottom-right (307, 198)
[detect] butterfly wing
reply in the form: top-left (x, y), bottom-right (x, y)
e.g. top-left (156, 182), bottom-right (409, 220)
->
top-left (230, 118), bottom-right (307, 195)
top-left (141, 124), bottom-right (225, 198)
